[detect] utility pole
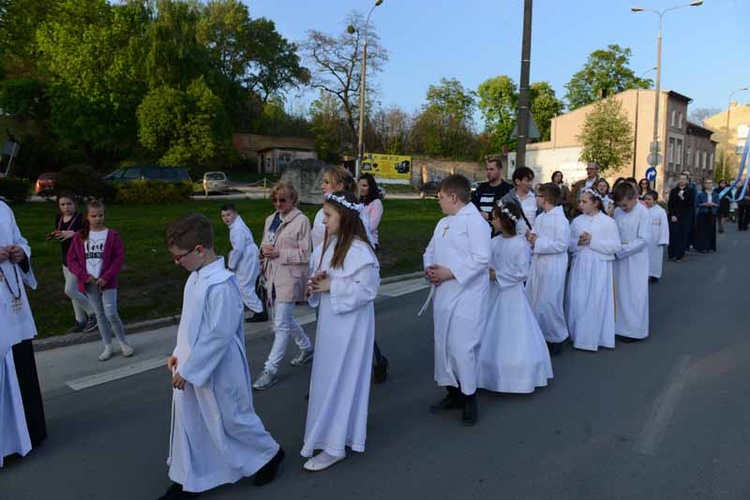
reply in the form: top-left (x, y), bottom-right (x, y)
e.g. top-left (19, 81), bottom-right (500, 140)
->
top-left (515, 0), bottom-right (533, 170)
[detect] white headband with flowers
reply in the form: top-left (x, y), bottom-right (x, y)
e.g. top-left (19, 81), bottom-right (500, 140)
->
top-left (582, 187), bottom-right (602, 200)
top-left (495, 200), bottom-right (518, 223)
top-left (325, 192), bottom-right (364, 213)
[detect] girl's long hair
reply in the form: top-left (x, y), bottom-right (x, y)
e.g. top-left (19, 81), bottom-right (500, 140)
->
top-left (322, 191), bottom-right (373, 269)
top-left (79, 200), bottom-right (105, 241)
top-left (358, 173), bottom-right (381, 205)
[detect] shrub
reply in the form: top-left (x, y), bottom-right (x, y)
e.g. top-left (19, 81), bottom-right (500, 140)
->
top-left (0, 177), bottom-right (31, 204)
top-left (56, 165), bottom-right (116, 202)
top-left (115, 180), bottom-right (193, 205)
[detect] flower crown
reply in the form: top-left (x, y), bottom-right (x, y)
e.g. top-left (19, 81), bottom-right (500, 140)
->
top-left (582, 187), bottom-right (602, 200)
top-left (495, 200), bottom-right (518, 223)
top-left (325, 192), bottom-right (364, 213)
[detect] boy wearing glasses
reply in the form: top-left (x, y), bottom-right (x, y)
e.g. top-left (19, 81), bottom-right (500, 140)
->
top-left (160, 214), bottom-right (284, 500)
top-left (220, 204), bottom-right (267, 323)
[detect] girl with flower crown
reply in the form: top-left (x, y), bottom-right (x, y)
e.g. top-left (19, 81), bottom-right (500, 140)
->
top-left (477, 202), bottom-right (552, 394)
top-left (566, 189), bottom-right (621, 351)
top-left (302, 190), bottom-right (380, 472)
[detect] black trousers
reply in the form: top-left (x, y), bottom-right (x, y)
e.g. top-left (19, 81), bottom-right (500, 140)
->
top-left (12, 339), bottom-right (47, 447)
top-left (738, 204), bottom-right (750, 230)
top-left (668, 218), bottom-right (691, 260)
top-left (695, 214), bottom-right (717, 251)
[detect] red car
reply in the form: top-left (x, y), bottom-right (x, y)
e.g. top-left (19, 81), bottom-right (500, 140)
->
top-left (35, 172), bottom-right (59, 196)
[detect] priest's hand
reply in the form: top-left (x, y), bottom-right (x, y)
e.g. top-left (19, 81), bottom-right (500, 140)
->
top-left (7, 245), bottom-right (25, 263)
top-left (172, 372), bottom-right (187, 390)
top-left (167, 356), bottom-right (178, 371)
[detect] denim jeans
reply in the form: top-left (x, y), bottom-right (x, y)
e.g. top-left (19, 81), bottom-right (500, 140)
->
top-left (62, 265), bottom-right (91, 323)
top-left (85, 284), bottom-right (128, 346)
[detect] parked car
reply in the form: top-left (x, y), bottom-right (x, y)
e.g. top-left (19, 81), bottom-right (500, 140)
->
top-left (103, 166), bottom-right (192, 184)
top-left (418, 181), bottom-right (440, 199)
top-left (34, 172), bottom-right (59, 197)
top-left (202, 171), bottom-right (229, 195)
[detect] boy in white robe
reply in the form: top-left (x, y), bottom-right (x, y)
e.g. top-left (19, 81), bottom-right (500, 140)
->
top-left (612, 183), bottom-right (651, 342)
top-left (0, 200), bottom-right (43, 467)
top-left (424, 174), bottom-right (491, 426)
top-left (643, 191), bottom-right (669, 283)
top-left (161, 214), bottom-right (283, 499)
top-left (220, 204), bottom-right (267, 322)
top-left (526, 183), bottom-right (570, 354)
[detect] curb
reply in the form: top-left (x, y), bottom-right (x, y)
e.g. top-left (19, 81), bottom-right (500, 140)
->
top-left (33, 270), bottom-right (423, 352)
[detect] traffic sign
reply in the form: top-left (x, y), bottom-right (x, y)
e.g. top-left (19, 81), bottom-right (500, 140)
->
top-left (645, 167), bottom-right (657, 181)
top-left (647, 153), bottom-right (662, 167)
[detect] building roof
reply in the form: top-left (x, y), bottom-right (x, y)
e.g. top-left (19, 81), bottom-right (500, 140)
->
top-left (668, 90), bottom-right (693, 104)
top-left (233, 133), bottom-right (316, 153)
top-left (686, 120), bottom-right (716, 136)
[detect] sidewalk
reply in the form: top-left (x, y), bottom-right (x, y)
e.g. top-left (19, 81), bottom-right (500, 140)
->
top-left (35, 274), bottom-right (428, 396)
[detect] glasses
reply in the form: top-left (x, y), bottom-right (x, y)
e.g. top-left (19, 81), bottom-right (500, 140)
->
top-left (172, 247), bottom-right (196, 264)
top-left (270, 197), bottom-right (288, 204)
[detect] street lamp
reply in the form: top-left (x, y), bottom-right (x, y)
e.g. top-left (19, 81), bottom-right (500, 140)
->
top-left (355, 0), bottom-right (384, 180)
top-left (631, 1), bottom-right (702, 179)
top-left (722, 86), bottom-right (749, 180)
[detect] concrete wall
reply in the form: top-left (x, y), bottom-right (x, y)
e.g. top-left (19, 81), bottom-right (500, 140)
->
top-left (411, 158), bottom-right (485, 185)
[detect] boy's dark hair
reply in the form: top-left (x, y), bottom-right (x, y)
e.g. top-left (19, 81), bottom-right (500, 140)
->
top-left (220, 203), bottom-right (237, 213)
top-left (644, 190), bottom-right (659, 201)
top-left (537, 182), bottom-right (562, 206)
top-left (492, 202), bottom-right (522, 236)
top-left (165, 214), bottom-right (214, 250)
top-left (612, 182), bottom-right (637, 203)
top-left (512, 166), bottom-right (534, 185)
top-left (439, 174), bottom-right (471, 203)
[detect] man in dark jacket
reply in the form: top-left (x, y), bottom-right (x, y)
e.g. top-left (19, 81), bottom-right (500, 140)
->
top-left (471, 155), bottom-right (513, 223)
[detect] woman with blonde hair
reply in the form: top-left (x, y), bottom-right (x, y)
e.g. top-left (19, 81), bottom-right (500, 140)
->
top-left (253, 181), bottom-right (314, 391)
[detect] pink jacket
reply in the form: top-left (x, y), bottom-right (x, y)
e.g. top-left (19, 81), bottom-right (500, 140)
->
top-left (260, 208), bottom-right (311, 303)
top-left (67, 229), bottom-right (125, 292)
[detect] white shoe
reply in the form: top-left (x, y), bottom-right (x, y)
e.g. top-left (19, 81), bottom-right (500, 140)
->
top-left (303, 451), bottom-right (346, 472)
top-left (290, 348), bottom-right (314, 366)
top-left (120, 343), bottom-right (134, 357)
top-left (98, 345), bottom-right (113, 361)
top-left (252, 370), bottom-right (278, 391)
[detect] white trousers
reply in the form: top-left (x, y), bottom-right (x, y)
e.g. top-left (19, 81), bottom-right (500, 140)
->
top-left (263, 302), bottom-right (311, 374)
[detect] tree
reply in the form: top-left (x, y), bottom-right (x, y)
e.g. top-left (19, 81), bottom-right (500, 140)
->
top-left (578, 97), bottom-right (633, 172)
top-left (477, 75), bottom-right (517, 153)
top-left (309, 91), bottom-right (347, 163)
top-left (413, 77), bottom-right (476, 159)
top-left (301, 11), bottom-right (388, 155)
top-left (366, 106), bottom-right (412, 155)
top-left (565, 44), bottom-right (651, 110)
top-left (530, 81), bottom-right (564, 142)
top-left (689, 107), bottom-right (721, 126)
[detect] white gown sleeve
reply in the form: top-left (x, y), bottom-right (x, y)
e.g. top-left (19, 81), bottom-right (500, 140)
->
top-left (659, 209), bottom-right (670, 246)
top-left (9, 204), bottom-right (37, 289)
top-left (227, 226), bottom-right (244, 271)
top-left (423, 231), bottom-right (436, 269)
top-left (496, 242), bottom-right (529, 290)
top-left (451, 218), bottom-right (490, 285)
top-left (534, 218), bottom-right (569, 255)
top-left (616, 211), bottom-right (650, 259)
top-left (590, 218), bottom-right (622, 255)
top-left (330, 262), bottom-right (380, 314)
top-left (568, 218), bottom-right (583, 254)
top-left (179, 282), bottom-right (243, 388)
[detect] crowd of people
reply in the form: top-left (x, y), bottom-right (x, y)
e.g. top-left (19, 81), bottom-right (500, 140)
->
top-left (0, 158), bottom-right (738, 498)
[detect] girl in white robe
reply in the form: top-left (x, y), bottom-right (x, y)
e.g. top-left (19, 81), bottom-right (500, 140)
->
top-left (643, 191), bottom-right (669, 282)
top-left (478, 203), bottom-right (552, 394)
top-left (566, 189), bottom-right (621, 351)
top-left (525, 184), bottom-right (570, 351)
top-left (304, 191), bottom-right (380, 472)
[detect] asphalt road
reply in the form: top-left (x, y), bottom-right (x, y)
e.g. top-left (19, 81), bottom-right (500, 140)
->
top-left (3, 227), bottom-right (750, 500)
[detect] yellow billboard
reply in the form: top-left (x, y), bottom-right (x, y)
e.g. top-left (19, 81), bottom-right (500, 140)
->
top-left (361, 153), bottom-right (412, 183)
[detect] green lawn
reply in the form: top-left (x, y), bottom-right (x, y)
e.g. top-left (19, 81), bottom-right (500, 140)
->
top-left (13, 198), bottom-right (442, 338)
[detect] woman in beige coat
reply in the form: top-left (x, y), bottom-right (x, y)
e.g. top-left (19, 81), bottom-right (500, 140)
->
top-left (253, 181), bottom-right (314, 391)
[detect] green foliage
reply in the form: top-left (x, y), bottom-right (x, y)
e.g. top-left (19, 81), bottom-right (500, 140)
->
top-left (56, 165), bottom-right (115, 202)
top-left (529, 82), bottom-right (564, 142)
top-left (477, 75), bottom-right (518, 152)
top-left (578, 98), bottom-right (634, 173)
top-left (565, 44), bottom-right (651, 110)
top-left (310, 91), bottom-right (346, 163)
top-left (0, 177), bottom-right (31, 204)
top-left (115, 180), bottom-right (193, 205)
top-left (413, 78), bottom-right (476, 159)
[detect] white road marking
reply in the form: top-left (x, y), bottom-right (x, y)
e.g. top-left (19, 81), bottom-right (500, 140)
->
top-left (66, 357), bottom-right (167, 391)
top-left (633, 355), bottom-right (692, 456)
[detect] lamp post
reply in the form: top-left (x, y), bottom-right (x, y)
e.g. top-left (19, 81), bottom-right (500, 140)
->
top-left (355, 0), bottom-right (383, 180)
top-left (632, 67), bottom-right (657, 177)
top-left (722, 86), bottom-right (749, 180)
top-left (631, 1), bottom-right (702, 176)
top-left (515, 0), bottom-right (533, 170)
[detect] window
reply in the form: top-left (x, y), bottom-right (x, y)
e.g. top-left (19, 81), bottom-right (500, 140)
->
top-left (702, 151), bottom-right (708, 169)
top-left (670, 109), bottom-right (676, 127)
top-left (686, 147), bottom-right (691, 167)
top-left (668, 137), bottom-right (675, 165)
top-left (678, 112), bottom-right (684, 129)
top-left (709, 153), bottom-right (714, 170)
top-left (676, 139), bottom-right (683, 166)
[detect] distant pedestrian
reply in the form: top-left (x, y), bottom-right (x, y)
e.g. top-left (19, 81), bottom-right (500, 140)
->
top-left (253, 181), bottom-right (314, 391)
top-left (638, 178), bottom-right (651, 199)
top-left (220, 203), bottom-right (267, 323)
top-left (66, 201), bottom-right (134, 361)
top-left (302, 191), bottom-right (380, 471)
top-left (471, 155), bottom-right (513, 226)
top-left (161, 214), bottom-right (284, 499)
top-left (567, 162), bottom-right (601, 217)
top-left (551, 170), bottom-right (571, 214)
top-left (643, 191), bottom-right (669, 283)
top-left (695, 179), bottom-right (719, 253)
top-left (738, 190), bottom-right (750, 231)
top-left (49, 193), bottom-right (96, 334)
top-left (358, 173), bottom-right (384, 251)
top-left (668, 174), bottom-right (694, 262)
top-left (717, 180), bottom-right (731, 233)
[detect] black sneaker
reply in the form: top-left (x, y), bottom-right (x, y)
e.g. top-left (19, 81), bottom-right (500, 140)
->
top-left (246, 311), bottom-right (269, 323)
top-left (157, 483), bottom-right (200, 499)
top-left (429, 388), bottom-right (463, 413)
top-left (83, 316), bottom-right (98, 333)
top-left (462, 394), bottom-right (478, 426)
top-left (253, 447), bottom-right (285, 486)
top-left (373, 356), bottom-right (389, 384)
top-left (65, 322), bottom-right (86, 334)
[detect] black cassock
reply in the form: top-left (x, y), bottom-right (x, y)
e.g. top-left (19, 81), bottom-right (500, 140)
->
top-left (12, 339), bottom-right (46, 447)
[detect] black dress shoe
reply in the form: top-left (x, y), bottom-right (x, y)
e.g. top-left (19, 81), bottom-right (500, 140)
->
top-left (617, 335), bottom-right (642, 343)
top-left (462, 394), bottom-right (478, 426)
top-left (246, 311), bottom-right (269, 323)
top-left (429, 388), bottom-right (463, 413)
top-left (373, 356), bottom-right (389, 384)
top-left (253, 447), bottom-right (285, 486)
top-left (157, 483), bottom-right (200, 500)
top-left (546, 341), bottom-right (563, 356)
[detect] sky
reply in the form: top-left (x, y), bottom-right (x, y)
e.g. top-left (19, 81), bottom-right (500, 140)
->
top-left (245, 0), bottom-right (748, 124)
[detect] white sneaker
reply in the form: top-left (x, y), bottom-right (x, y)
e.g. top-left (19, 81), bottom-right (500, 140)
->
top-left (290, 348), bottom-right (314, 366)
top-left (252, 370), bottom-right (278, 391)
top-left (98, 344), bottom-right (113, 361)
top-left (120, 343), bottom-right (134, 357)
top-left (303, 451), bottom-right (346, 472)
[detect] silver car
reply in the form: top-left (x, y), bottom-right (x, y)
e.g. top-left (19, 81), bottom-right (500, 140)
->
top-left (202, 171), bottom-right (228, 195)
